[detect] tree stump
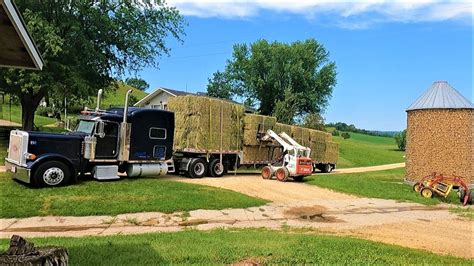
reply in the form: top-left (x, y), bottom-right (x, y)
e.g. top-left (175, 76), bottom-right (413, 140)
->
top-left (0, 235), bottom-right (68, 265)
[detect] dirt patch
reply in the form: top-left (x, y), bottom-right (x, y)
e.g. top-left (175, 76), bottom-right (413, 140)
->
top-left (231, 256), bottom-right (266, 266)
top-left (284, 206), bottom-right (342, 223)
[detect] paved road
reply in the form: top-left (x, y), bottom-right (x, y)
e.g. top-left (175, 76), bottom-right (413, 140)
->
top-left (0, 119), bottom-right (20, 127)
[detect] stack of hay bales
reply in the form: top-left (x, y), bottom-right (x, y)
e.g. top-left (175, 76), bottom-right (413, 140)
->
top-left (168, 95), bottom-right (245, 151)
top-left (242, 114), bottom-right (278, 162)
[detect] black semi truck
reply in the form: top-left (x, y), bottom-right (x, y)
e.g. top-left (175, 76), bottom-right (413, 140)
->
top-left (5, 90), bottom-right (240, 187)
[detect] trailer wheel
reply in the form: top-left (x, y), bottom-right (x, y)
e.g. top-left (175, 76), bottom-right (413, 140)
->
top-left (293, 176), bottom-right (304, 182)
top-left (209, 159), bottom-right (225, 177)
top-left (413, 183), bottom-right (422, 193)
top-left (275, 167), bottom-right (289, 182)
top-left (261, 166), bottom-right (273, 179)
top-left (34, 161), bottom-right (70, 187)
top-left (320, 164), bottom-right (332, 173)
top-left (188, 158), bottom-right (207, 178)
top-left (420, 187), bottom-right (433, 198)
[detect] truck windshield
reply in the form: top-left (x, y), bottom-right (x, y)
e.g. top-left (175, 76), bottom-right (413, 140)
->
top-left (75, 120), bottom-right (95, 134)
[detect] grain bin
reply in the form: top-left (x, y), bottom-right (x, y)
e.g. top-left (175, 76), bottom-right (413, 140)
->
top-left (406, 81), bottom-right (473, 184)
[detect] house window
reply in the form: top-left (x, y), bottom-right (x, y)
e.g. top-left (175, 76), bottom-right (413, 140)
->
top-left (149, 127), bottom-right (166, 139)
top-left (151, 104), bottom-right (162, 109)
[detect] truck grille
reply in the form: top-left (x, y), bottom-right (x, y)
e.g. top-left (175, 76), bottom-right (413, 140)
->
top-left (7, 130), bottom-right (29, 166)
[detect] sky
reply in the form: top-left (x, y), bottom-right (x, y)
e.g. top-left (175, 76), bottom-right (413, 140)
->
top-left (133, 0), bottom-right (473, 131)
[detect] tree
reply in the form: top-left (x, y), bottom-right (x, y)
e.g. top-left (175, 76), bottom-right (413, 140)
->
top-left (302, 113), bottom-right (326, 131)
top-left (341, 132), bottom-right (351, 139)
top-left (395, 130), bottom-right (407, 151)
top-left (206, 71), bottom-right (232, 99)
top-left (207, 39), bottom-right (337, 123)
top-left (0, 1), bottom-right (184, 130)
top-left (125, 77), bottom-right (150, 91)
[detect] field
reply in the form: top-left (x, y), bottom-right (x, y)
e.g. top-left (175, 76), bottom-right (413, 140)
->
top-left (307, 168), bottom-right (461, 205)
top-left (0, 172), bottom-right (267, 218)
top-left (332, 132), bottom-right (405, 168)
top-left (0, 229), bottom-right (469, 265)
top-left (98, 82), bottom-right (147, 108)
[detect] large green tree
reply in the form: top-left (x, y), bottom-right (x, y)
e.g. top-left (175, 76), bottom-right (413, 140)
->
top-left (0, 0), bottom-right (184, 130)
top-left (125, 77), bottom-right (150, 91)
top-left (207, 39), bottom-right (337, 124)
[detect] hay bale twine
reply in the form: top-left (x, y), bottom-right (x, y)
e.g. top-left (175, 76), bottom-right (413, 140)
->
top-left (406, 81), bottom-right (473, 183)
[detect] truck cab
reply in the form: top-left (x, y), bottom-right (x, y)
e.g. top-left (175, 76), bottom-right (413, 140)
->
top-left (5, 95), bottom-right (174, 187)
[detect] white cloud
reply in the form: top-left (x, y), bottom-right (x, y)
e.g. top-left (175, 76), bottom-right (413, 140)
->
top-left (166, 0), bottom-right (473, 28)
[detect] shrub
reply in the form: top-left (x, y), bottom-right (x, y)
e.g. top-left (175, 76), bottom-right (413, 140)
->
top-left (332, 130), bottom-right (340, 136)
top-left (37, 106), bottom-right (54, 117)
top-left (394, 130), bottom-right (406, 151)
top-left (341, 132), bottom-right (351, 139)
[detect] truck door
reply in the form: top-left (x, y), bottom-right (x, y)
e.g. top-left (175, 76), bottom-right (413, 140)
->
top-left (95, 121), bottom-right (119, 158)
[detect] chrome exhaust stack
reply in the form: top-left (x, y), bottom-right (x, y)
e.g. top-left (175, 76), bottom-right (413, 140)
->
top-left (95, 89), bottom-right (103, 112)
top-left (118, 89), bottom-right (133, 161)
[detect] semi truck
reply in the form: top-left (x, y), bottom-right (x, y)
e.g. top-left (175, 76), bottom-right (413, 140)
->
top-left (4, 90), bottom-right (335, 187)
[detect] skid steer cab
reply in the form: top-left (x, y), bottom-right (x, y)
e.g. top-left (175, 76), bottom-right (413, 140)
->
top-left (260, 130), bottom-right (313, 182)
top-left (5, 90), bottom-right (174, 187)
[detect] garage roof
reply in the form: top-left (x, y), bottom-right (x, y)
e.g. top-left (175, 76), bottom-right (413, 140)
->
top-left (0, 0), bottom-right (43, 70)
top-left (407, 81), bottom-right (474, 111)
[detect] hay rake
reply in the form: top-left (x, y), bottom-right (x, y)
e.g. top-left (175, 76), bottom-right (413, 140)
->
top-left (413, 173), bottom-right (472, 206)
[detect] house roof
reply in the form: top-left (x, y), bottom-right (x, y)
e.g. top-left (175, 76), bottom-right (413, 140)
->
top-left (406, 81), bottom-right (473, 111)
top-left (0, 0), bottom-right (43, 70)
top-left (134, 87), bottom-right (193, 106)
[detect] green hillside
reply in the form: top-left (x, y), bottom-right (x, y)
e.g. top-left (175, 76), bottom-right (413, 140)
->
top-left (98, 82), bottom-right (148, 108)
top-left (332, 132), bottom-right (405, 168)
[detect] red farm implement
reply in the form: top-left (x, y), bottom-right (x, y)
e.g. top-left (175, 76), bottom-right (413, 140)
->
top-left (413, 173), bottom-right (472, 206)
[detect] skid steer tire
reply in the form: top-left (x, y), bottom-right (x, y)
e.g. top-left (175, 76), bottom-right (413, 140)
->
top-left (275, 168), bottom-right (289, 182)
top-left (261, 166), bottom-right (273, 180)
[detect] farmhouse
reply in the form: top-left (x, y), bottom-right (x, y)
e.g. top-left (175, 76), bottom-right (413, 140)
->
top-left (406, 81), bottom-right (473, 184)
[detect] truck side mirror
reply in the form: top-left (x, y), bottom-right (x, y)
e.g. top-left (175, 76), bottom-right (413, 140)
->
top-left (95, 121), bottom-right (105, 138)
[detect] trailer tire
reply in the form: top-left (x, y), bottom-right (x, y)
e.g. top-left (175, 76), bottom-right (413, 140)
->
top-left (261, 166), bottom-right (273, 179)
top-left (188, 158), bottom-right (207, 178)
top-left (209, 159), bottom-right (225, 177)
top-left (275, 167), bottom-right (289, 182)
top-left (34, 161), bottom-right (70, 187)
top-left (420, 187), bottom-right (433, 198)
top-left (321, 164), bottom-right (332, 173)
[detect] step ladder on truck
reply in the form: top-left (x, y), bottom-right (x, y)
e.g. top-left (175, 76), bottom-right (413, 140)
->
top-left (259, 129), bottom-right (313, 182)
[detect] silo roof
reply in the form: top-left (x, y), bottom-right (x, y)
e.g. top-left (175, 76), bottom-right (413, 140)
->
top-left (407, 81), bottom-right (474, 111)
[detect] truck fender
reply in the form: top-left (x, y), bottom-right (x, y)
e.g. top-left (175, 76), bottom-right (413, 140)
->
top-left (29, 154), bottom-right (78, 179)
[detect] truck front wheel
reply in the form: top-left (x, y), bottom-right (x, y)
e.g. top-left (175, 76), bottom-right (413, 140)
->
top-left (188, 158), bottom-right (207, 178)
top-left (34, 161), bottom-right (70, 187)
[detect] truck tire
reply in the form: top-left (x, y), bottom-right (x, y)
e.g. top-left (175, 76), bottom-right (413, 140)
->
top-left (209, 159), bottom-right (225, 177)
top-left (275, 167), bottom-right (289, 182)
top-left (188, 158), bottom-right (207, 178)
top-left (34, 161), bottom-right (70, 187)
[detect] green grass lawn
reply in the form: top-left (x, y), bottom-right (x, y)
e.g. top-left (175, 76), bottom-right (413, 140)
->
top-left (0, 139), bottom-right (6, 165)
top-left (307, 168), bottom-right (461, 205)
top-left (0, 229), bottom-right (469, 264)
top-left (0, 172), bottom-right (267, 218)
top-left (1, 103), bottom-right (57, 127)
top-left (333, 132), bottom-right (405, 168)
top-left (99, 82), bottom-right (147, 108)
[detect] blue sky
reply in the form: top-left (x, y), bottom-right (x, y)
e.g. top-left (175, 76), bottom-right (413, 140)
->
top-left (134, 1), bottom-right (472, 131)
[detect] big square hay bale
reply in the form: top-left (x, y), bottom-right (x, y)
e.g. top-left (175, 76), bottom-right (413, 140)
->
top-left (168, 95), bottom-right (245, 151)
top-left (309, 129), bottom-right (331, 142)
top-left (243, 114), bottom-right (276, 145)
top-left (309, 141), bottom-right (339, 163)
top-left (291, 126), bottom-right (311, 146)
top-left (242, 145), bottom-right (276, 162)
top-left (274, 123), bottom-right (292, 135)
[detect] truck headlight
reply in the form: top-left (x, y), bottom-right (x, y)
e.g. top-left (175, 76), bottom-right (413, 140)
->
top-left (24, 153), bottom-right (37, 160)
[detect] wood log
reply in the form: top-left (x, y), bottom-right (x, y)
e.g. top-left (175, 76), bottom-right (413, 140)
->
top-left (0, 235), bottom-right (68, 266)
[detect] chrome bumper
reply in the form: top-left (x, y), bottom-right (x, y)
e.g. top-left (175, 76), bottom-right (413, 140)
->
top-left (5, 161), bottom-right (31, 183)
